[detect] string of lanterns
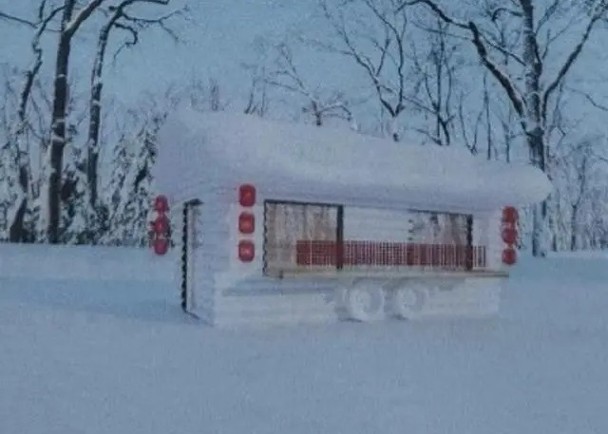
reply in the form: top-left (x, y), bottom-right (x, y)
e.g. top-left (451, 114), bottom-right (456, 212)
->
top-left (501, 206), bottom-right (518, 266)
top-left (238, 184), bottom-right (256, 262)
top-left (151, 195), bottom-right (171, 256)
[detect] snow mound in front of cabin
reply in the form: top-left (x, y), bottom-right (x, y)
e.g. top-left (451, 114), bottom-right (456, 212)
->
top-left (1, 244), bottom-right (608, 434)
top-left (0, 242), bottom-right (172, 282)
top-left (155, 109), bottom-right (552, 211)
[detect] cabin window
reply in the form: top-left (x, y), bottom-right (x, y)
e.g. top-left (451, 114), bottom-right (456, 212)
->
top-left (263, 201), bottom-right (340, 276)
top-left (337, 208), bottom-right (476, 270)
top-left (263, 203), bottom-right (484, 275)
top-left (407, 211), bottom-right (469, 245)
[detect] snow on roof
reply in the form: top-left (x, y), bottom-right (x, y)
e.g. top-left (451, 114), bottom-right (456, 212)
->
top-left (155, 108), bottom-right (551, 211)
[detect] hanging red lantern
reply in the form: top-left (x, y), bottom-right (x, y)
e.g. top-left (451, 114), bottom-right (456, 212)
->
top-left (239, 212), bottom-right (255, 234)
top-left (502, 206), bottom-right (519, 223)
top-left (238, 240), bottom-right (255, 262)
top-left (502, 247), bottom-right (517, 265)
top-left (154, 195), bottom-right (169, 213)
top-left (501, 226), bottom-right (518, 245)
top-left (154, 214), bottom-right (170, 234)
top-left (239, 184), bottom-right (256, 207)
top-left (153, 238), bottom-right (169, 256)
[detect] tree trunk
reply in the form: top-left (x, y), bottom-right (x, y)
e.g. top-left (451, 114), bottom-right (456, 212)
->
top-left (48, 5), bottom-right (74, 243)
top-left (311, 101), bottom-right (323, 126)
top-left (8, 19), bottom-right (48, 242)
top-left (528, 130), bottom-right (547, 256)
top-left (570, 204), bottom-right (578, 251)
top-left (521, 0), bottom-right (548, 257)
top-left (87, 23), bottom-right (111, 207)
top-left (9, 191), bottom-right (28, 242)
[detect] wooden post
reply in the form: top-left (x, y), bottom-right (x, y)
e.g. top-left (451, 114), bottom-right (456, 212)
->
top-left (336, 205), bottom-right (344, 270)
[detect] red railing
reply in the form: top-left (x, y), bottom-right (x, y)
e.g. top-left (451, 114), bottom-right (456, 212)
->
top-left (295, 240), bottom-right (486, 270)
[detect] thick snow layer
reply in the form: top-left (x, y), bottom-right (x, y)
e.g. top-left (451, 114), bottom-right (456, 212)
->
top-left (0, 243), bottom-right (169, 282)
top-left (1, 244), bottom-right (607, 434)
top-left (156, 109), bottom-right (552, 211)
top-left (547, 250), bottom-right (608, 259)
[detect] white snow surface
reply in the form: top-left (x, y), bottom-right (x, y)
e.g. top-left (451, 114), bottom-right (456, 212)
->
top-left (156, 109), bottom-right (551, 211)
top-left (1, 243), bottom-right (607, 434)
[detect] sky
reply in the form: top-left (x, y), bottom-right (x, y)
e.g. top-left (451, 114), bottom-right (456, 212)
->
top-left (0, 0), bottom-right (342, 106)
top-left (1, 0), bottom-right (607, 139)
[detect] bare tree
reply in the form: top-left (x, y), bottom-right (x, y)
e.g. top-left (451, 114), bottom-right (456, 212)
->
top-left (552, 139), bottom-right (604, 251)
top-left (243, 65), bottom-right (269, 117)
top-left (407, 18), bottom-right (458, 146)
top-left (317, 0), bottom-right (410, 140)
top-left (45, 0), bottom-right (108, 243)
top-left (266, 42), bottom-right (352, 126)
top-left (0, 2), bottom-right (64, 242)
top-left (401, 0), bottom-right (608, 256)
top-left (570, 148), bottom-right (590, 251)
top-left (86, 0), bottom-right (180, 207)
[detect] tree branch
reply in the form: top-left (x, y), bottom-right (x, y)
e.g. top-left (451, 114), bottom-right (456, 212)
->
top-left (402, 0), bottom-right (525, 117)
top-left (468, 21), bottom-right (524, 117)
top-left (397, 0), bottom-right (467, 28)
top-left (65, 0), bottom-right (106, 37)
top-left (0, 11), bottom-right (36, 27)
top-left (111, 23), bottom-right (138, 61)
top-left (541, 6), bottom-right (607, 122)
top-left (536, 0), bottom-right (560, 34)
top-left (490, 7), bottom-right (522, 21)
top-left (567, 86), bottom-right (608, 112)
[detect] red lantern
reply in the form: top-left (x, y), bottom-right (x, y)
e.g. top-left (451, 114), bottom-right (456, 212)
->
top-left (239, 184), bottom-right (256, 207)
top-left (239, 212), bottom-right (255, 234)
top-left (502, 206), bottom-right (519, 223)
top-left (153, 238), bottom-right (169, 255)
top-left (502, 247), bottom-right (517, 265)
top-left (154, 195), bottom-right (169, 213)
top-left (238, 240), bottom-right (255, 262)
top-left (154, 214), bottom-right (170, 234)
top-left (501, 226), bottom-right (518, 245)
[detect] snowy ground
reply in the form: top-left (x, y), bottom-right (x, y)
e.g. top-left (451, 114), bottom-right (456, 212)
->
top-left (1, 246), bottom-right (607, 434)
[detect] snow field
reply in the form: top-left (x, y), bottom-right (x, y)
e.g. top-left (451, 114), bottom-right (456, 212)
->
top-left (1, 245), bottom-right (607, 434)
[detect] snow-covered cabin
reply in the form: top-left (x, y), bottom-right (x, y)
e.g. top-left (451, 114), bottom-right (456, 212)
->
top-left (154, 109), bottom-right (551, 327)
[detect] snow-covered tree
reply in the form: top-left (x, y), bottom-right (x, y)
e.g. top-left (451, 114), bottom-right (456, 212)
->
top-left (87, 0), bottom-right (181, 207)
top-left (102, 115), bottom-right (160, 246)
top-left (0, 141), bottom-right (18, 241)
top-left (401, 0), bottom-right (608, 256)
top-left (46, 0), bottom-right (108, 244)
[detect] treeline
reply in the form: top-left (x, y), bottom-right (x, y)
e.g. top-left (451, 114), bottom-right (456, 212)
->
top-left (1, 0), bottom-right (608, 254)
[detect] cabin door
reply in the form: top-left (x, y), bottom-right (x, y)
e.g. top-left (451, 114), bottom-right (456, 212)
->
top-left (181, 200), bottom-right (203, 316)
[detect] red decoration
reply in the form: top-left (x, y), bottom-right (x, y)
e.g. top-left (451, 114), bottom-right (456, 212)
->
top-left (239, 212), bottom-right (255, 234)
top-left (150, 196), bottom-right (171, 255)
top-left (153, 238), bottom-right (169, 255)
top-left (502, 206), bottom-right (519, 223)
top-left (239, 184), bottom-right (256, 207)
top-left (238, 240), bottom-right (255, 262)
top-left (502, 247), bottom-right (517, 265)
top-left (501, 226), bottom-right (518, 245)
top-left (154, 214), bottom-right (170, 234)
top-left (154, 195), bottom-right (169, 213)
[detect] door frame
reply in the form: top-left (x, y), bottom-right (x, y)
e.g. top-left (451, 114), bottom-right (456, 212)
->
top-left (181, 199), bottom-right (202, 314)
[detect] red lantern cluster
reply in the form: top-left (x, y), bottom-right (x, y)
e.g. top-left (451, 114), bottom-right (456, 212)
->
top-left (502, 206), bottom-right (518, 266)
top-left (150, 194), bottom-right (171, 256)
top-left (238, 184), bottom-right (256, 262)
